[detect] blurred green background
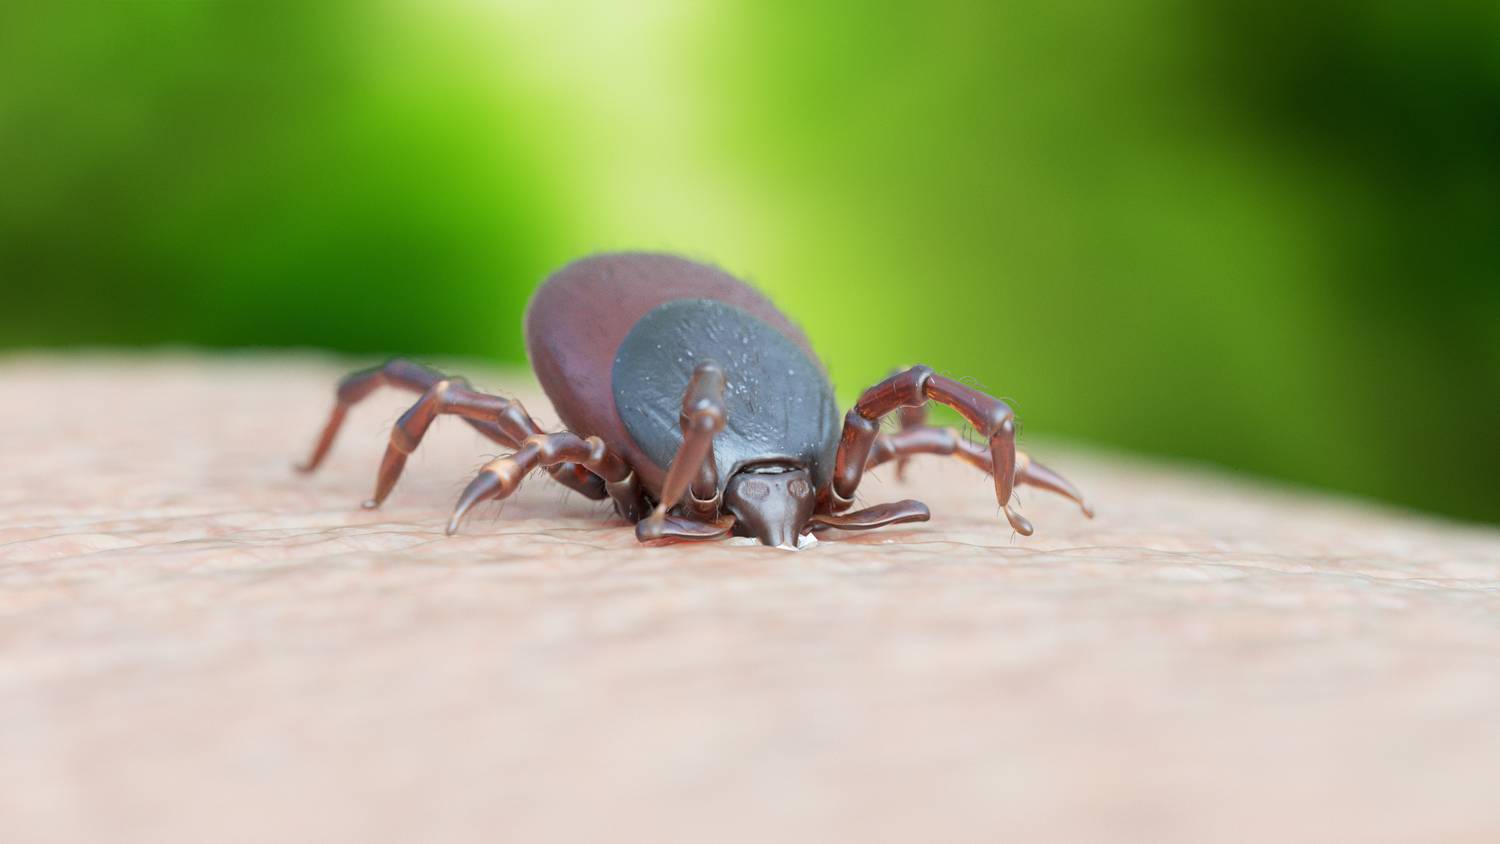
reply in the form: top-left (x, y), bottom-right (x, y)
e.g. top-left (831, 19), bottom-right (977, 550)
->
top-left (2, 1), bottom-right (1496, 522)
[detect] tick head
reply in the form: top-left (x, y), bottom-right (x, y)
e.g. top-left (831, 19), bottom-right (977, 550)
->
top-left (724, 465), bottom-right (816, 549)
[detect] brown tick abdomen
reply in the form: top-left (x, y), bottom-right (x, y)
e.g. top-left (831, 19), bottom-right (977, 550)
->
top-left (525, 252), bottom-right (818, 495)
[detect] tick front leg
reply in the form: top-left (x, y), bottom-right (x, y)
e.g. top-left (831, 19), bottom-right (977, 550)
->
top-left (447, 433), bottom-right (648, 534)
top-left (832, 366), bottom-right (1082, 536)
top-left (867, 427), bottom-right (1093, 517)
top-left (636, 361), bottom-right (728, 541)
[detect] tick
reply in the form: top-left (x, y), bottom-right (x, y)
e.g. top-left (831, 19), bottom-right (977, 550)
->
top-left (298, 253), bottom-right (1092, 547)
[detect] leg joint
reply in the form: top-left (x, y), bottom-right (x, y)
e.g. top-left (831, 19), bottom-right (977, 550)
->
top-left (844, 408), bottom-right (881, 436)
top-left (855, 365), bottom-right (934, 421)
top-left (984, 407), bottom-right (1015, 436)
top-left (685, 403), bottom-right (727, 434)
top-left (905, 365), bottom-right (936, 404)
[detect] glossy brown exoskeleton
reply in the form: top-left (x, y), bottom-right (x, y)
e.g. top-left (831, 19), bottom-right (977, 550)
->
top-left (299, 253), bottom-right (1092, 547)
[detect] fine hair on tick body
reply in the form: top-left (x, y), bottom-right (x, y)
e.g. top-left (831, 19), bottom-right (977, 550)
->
top-left (298, 253), bottom-right (1092, 547)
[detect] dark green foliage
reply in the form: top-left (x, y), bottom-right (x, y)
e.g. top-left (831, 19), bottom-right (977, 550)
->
top-left (2, 1), bottom-right (1495, 521)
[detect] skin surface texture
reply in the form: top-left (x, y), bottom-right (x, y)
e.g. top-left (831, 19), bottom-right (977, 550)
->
top-left (3, 355), bottom-right (1500, 844)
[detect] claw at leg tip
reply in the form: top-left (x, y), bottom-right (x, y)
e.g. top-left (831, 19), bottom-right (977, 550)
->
top-left (449, 471), bottom-right (502, 536)
top-left (635, 515), bottom-right (668, 542)
top-left (1005, 506), bottom-right (1034, 536)
top-left (361, 498), bottom-right (379, 510)
top-left (447, 498), bottom-right (480, 536)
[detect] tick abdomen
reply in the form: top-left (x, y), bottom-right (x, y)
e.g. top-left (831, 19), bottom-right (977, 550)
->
top-left (524, 253), bottom-right (826, 496)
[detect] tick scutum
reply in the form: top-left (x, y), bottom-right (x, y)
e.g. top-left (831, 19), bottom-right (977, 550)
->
top-left (612, 298), bottom-right (841, 496)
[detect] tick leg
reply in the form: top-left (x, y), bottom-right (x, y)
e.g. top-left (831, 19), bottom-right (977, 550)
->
top-left (867, 427), bottom-right (1093, 517)
top-left (447, 433), bottom-right (646, 534)
top-left (1015, 452), bottom-right (1094, 518)
top-left (364, 381), bottom-right (645, 520)
top-left (636, 361), bottom-right (728, 539)
top-left (831, 366), bottom-right (1085, 536)
top-left (298, 358), bottom-right (606, 500)
top-left (887, 367), bottom-right (928, 482)
top-left (807, 499), bottom-right (930, 532)
top-left (637, 513), bottom-right (738, 543)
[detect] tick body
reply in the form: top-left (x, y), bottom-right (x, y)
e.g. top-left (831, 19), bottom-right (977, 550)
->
top-left (299, 253), bottom-right (1092, 547)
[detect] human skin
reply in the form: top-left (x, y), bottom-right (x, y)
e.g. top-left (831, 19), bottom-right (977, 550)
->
top-left (2, 354), bottom-right (1498, 843)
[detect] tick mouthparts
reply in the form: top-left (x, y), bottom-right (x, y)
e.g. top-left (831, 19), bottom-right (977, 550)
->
top-left (770, 533), bottom-right (819, 551)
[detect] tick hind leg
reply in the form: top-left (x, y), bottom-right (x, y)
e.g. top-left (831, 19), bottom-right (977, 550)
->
top-left (298, 358), bottom-right (608, 501)
top-left (831, 366), bottom-right (1090, 536)
top-left (298, 358), bottom-right (607, 501)
top-left (866, 426), bottom-right (1093, 518)
top-left (367, 379), bottom-right (646, 522)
